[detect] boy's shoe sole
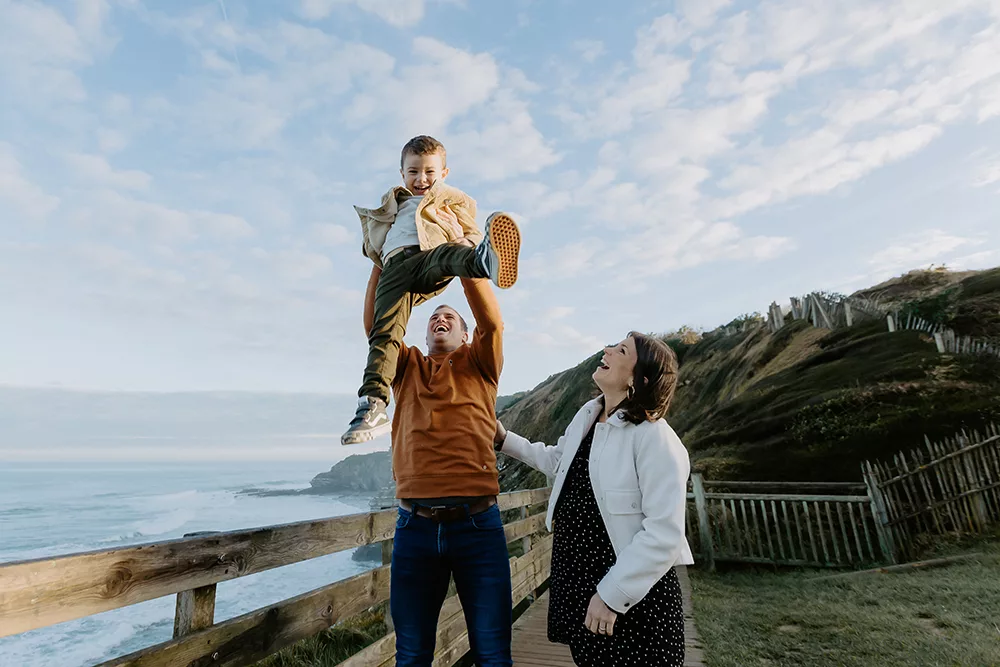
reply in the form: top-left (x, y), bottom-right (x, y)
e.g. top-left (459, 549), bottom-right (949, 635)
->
top-left (341, 422), bottom-right (391, 445)
top-left (484, 212), bottom-right (521, 289)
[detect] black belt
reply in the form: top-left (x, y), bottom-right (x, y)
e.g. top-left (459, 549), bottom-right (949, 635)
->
top-left (384, 245), bottom-right (421, 267)
top-left (399, 497), bottom-right (497, 523)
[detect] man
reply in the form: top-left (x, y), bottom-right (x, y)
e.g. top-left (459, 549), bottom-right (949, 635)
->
top-left (360, 267), bottom-right (511, 667)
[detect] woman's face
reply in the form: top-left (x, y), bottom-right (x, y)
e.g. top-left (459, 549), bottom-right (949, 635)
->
top-left (593, 336), bottom-right (638, 394)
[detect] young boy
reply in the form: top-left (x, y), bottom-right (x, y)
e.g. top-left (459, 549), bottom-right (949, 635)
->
top-left (342, 135), bottom-right (521, 445)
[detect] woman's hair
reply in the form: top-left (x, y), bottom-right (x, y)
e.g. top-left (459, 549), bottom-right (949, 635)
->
top-left (616, 332), bottom-right (679, 424)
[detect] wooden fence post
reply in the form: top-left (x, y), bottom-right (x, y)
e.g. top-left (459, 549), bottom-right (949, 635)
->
top-left (173, 531), bottom-right (219, 638)
top-left (691, 473), bottom-right (715, 571)
top-left (519, 506), bottom-right (537, 602)
top-left (861, 463), bottom-right (897, 564)
top-left (382, 538), bottom-right (395, 632)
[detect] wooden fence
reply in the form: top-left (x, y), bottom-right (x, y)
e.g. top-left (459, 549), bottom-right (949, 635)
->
top-left (684, 475), bottom-right (893, 570)
top-left (863, 424), bottom-right (1000, 560)
top-left (0, 488), bottom-right (551, 667)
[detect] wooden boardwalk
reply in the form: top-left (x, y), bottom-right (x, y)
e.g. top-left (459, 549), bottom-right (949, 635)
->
top-left (510, 566), bottom-right (705, 666)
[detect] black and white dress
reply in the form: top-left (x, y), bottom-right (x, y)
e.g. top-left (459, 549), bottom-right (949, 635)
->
top-left (548, 421), bottom-right (685, 667)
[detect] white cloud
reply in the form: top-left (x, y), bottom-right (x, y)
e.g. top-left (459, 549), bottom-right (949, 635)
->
top-left (313, 223), bottom-right (354, 246)
top-left (346, 37), bottom-right (499, 137)
top-left (274, 249), bottom-right (333, 280)
top-left (0, 0), bottom-right (115, 104)
top-left (97, 128), bottom-right (129, 153)
top-left (868, 230), bottom-right (983, 275)
top-left (299, 0), bottom-right (426, 27)
top-left (68, 189), bottom-right (255, 243)
top-left (972, 153), bottom-right (1000, 188)
top-left (66, 153), bottom-right (152, 191)
top-left (572, 39), bottom-right (605, 63)
top-left (0, 144), bottom-right (60, 218)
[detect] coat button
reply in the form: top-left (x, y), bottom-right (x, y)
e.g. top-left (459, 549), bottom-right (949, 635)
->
top-left (624, 602), bottom-right (630, 607)
top-left (631, 502), bottom-right (637, 509)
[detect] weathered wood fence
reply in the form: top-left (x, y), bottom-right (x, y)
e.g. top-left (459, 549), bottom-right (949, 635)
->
top-left (684, 475), bottom-right (893, 570)
top-left (863, 424), bottom-right (1000, 560)
top-left (0, 488), bottom-right (551, 667)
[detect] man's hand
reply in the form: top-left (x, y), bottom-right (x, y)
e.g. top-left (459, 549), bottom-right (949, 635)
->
top-left (494, 419), bottom-right (508, 446)
top-left (438, 205), bottom-right (474, 247)
top-left (584, 593), bottom-right (617, 636)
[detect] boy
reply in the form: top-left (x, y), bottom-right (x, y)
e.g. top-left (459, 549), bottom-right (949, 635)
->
top-left (342, 135), bottom-right (521, 445)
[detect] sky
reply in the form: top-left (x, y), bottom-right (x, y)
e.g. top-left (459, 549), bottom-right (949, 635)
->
top-left (2, 0), bottom-right (999, 399)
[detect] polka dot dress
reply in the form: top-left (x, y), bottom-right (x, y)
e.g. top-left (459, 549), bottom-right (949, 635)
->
top-left (548, 421), bottom-right (685, 667)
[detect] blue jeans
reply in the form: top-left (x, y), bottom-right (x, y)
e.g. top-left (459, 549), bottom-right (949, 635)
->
top-left (391, 503), bottom-right (513, 667)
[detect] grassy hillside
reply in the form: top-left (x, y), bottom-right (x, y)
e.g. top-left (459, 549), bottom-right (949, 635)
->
top-left (498, 267), bottom-right (1000, 486)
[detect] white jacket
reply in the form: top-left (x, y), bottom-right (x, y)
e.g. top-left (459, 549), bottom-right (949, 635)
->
top-left (500, 398), bottom-right (694, 614)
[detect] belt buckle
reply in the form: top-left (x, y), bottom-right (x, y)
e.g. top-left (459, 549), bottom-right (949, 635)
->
top-left (428, 505), bottom-right (461, 522)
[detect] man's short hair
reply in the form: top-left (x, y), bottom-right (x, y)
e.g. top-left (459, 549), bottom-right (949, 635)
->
top-left (401, 135), bottom-right (447, 169)
top-left (433, 304), bottom-right (468, 332)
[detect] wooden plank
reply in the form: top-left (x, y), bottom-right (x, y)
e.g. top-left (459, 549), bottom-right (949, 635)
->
top-left (0, 510), bottom-right (397, 638)
top-left (98, 565), bottom-right (391, 667)
top-left (846, 502), bottom-right (865, 563)
top-left (802, 502), bottom-right (820, 564)
top-left (862, 462), bottom-right (896, 564)
top-left (704, 493), bottom-right (872, 502)
top-left (701, 481), bottom-right (866, 491)
top-left (503, 512), bottom-right (546, 544)
top-left (772, 500), bottom-right (786, 561)
top-left (173, 584), bottom-right (216, 638)
top-left (825, 502), bottom-right (841, 564)
top-left (511, 593), bottom-right (574, 666)
top-left (814, 502), bottom-right (830, 565)
top-left (739, 500), bottom-right (751, 558)
top-left (749, 499), bottom-right (762, 559)
top-left (782, 500), bottom-right (795, 561)
top-left (497, 487), bottom-right (551, 511)
top-left (762, 500), bottom-right (776, 563)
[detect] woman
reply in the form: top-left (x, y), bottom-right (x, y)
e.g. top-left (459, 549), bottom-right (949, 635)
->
top-left (495, 332), bottom-right (693, 667)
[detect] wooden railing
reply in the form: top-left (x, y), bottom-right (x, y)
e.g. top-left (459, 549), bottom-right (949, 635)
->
top-left (685, 475), bottom-right (893, 569)
top-left (0, 487), bottom-right (552, 667)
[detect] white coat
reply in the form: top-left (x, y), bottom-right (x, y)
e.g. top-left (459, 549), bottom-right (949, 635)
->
top-left (500, 398), bottom-right (694, 613)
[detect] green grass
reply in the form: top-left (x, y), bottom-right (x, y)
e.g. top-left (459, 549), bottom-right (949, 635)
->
top-left (253, 605), bottom-right (388, 667)
top-left (690, 536), bottom-right (1000, 667)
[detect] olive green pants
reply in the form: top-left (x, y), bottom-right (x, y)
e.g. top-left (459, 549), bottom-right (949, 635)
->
top-left (360, 243), bottom-right (485, 402)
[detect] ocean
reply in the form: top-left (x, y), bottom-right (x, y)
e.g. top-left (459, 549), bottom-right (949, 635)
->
top-left (0, 461), bottom-right (381, 667)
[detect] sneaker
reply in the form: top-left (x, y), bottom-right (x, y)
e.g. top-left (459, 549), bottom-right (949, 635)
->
top-left (341, 397), bottom-right (391, 445)
top-left (475, 212), bottom-right (521, 289)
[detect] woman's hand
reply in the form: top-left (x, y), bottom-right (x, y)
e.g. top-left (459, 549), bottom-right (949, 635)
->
top-left (494, 419), bottom-right (508, 446)
top-left (584, 592), bottom-right (617, 636)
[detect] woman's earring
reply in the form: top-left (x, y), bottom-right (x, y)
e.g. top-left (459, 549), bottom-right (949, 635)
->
top-left (627, 384), bottom-right (635, 400)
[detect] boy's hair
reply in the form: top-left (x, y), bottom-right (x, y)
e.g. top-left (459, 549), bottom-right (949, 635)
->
top-left (401, 135), bottom-right (447, 169)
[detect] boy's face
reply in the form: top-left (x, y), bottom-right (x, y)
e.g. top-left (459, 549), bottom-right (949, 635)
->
top-left (401, 151), bottom-right (448, 196)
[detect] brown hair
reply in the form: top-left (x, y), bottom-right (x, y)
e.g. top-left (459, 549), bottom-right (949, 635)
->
top-left (401, 135), bottom-right (447, 169)
top-left (616, 332), bottom-right (679, 424)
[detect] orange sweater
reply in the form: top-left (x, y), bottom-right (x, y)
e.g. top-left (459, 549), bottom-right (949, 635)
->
top-left (390, 279), bottom-right (503, 498)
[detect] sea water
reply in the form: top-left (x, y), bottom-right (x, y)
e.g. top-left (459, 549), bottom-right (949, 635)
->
top-left (0, 462), bottom-right (379, 667)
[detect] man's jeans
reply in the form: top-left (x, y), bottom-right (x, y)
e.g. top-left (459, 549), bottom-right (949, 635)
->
top-left (391, 504), bottom-right (513, 667)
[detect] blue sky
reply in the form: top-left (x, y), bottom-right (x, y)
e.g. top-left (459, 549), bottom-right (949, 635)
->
top-left (2, 0), bottom-right (999, 397)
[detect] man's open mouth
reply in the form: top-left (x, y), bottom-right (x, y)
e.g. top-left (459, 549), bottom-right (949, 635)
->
top-left (434, 324), bottom-right (449, 334)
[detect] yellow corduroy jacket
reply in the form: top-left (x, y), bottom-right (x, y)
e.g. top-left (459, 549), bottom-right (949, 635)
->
top-left (354, 181), bottom-right (483, 268)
